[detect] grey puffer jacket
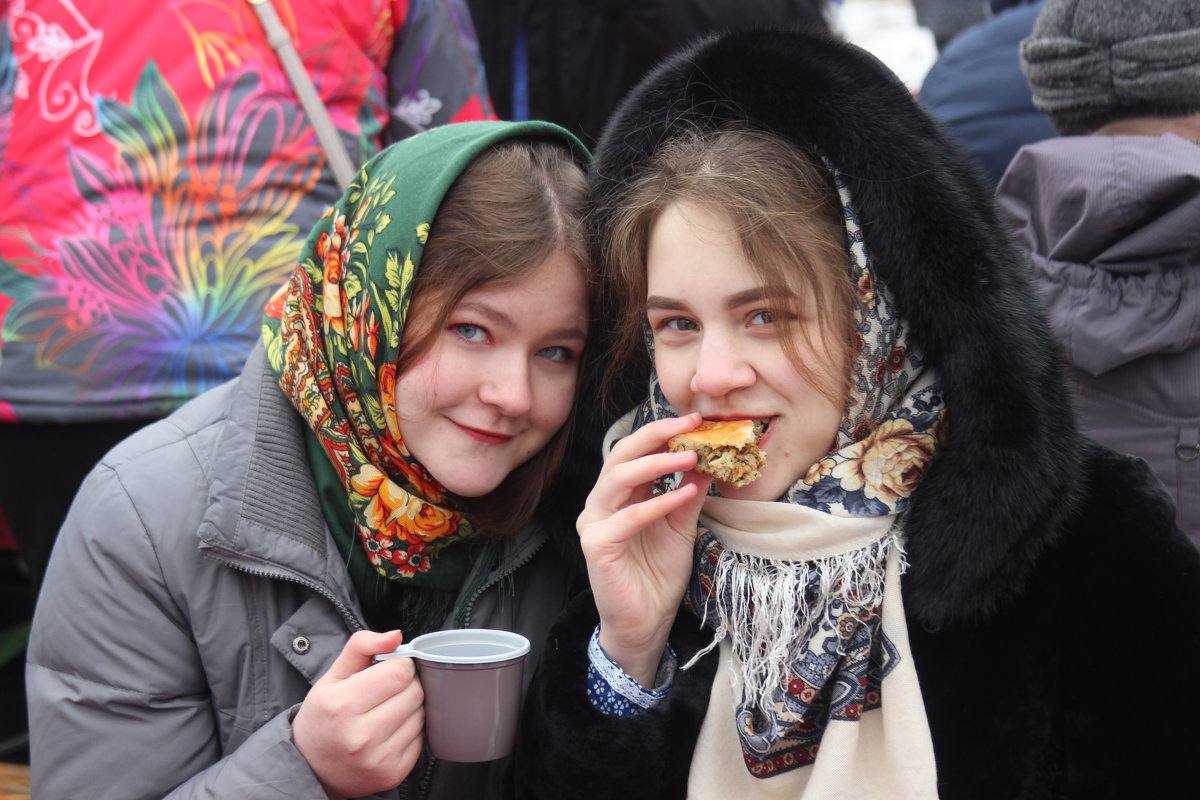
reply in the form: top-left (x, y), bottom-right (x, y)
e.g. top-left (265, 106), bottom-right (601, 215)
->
top-left (26, 346), bottom-right (579, 800)
top-left (998, 133), bottom-right (1200, 548)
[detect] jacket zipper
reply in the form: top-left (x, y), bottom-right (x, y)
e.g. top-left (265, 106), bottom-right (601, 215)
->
top-left (202, 547), bottom-right (364, 631)
top-left (458, 532), bottom-right (547, 628)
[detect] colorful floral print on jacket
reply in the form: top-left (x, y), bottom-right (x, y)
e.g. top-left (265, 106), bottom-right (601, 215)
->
top-left (261, 121), bottom-right (582, 581)
top-left (0, 0), bottom-right (494, 423)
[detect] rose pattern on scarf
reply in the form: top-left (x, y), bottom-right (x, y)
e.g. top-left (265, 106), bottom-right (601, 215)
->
top-left (349, 464), bottom-right (459, 577)
top-left (262, 148), bottom-right (472, 582)
top-left (810, 412), bottom-right (944, 512)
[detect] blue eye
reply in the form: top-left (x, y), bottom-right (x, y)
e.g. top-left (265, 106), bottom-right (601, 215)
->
top-left (451, 323), bottom-right (488, 343)
top-left (537, 345), bottom-right (574, 363)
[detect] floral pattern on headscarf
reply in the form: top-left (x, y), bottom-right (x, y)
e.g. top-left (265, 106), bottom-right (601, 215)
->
top-left (262, 170), bottom-right (467, 580)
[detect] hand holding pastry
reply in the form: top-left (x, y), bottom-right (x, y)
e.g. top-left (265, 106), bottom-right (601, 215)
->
top-left (576, 413), bottom-right (712, 685)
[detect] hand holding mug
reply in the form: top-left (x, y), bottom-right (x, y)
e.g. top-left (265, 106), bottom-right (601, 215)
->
top-left (293, 630), bottom-right (425, 799)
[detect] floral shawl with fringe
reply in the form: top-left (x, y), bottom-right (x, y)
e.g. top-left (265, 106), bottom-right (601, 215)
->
top-left (630, 172), bottom-right (947, 791)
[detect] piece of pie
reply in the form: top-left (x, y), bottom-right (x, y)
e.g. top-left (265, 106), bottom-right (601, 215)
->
top-left (667, 419), bottom-right (766, 488)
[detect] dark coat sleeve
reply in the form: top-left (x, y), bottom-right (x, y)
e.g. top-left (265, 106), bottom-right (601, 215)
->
top-left (909, 442), bottom-right (1200, 799)
top-left (511, 590), bottom-right (718, 799)
top-left (1052, 443), bottom-right (1200, 796)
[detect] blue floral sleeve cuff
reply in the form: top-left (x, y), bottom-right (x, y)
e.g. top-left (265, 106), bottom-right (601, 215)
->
top-left (586, 625), bottom-right (676, 717)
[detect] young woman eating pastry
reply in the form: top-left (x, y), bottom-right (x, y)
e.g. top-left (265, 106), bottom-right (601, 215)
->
top-left (514, 30), bottom-right (1200, 799)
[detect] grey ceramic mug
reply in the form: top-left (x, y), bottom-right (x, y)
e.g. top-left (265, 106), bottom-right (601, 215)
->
top-left (374, 628), bottom-right (530, 762)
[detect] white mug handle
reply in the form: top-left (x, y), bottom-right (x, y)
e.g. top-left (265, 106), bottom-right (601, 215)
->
top-left (372, 644), bottom-right (418, 663)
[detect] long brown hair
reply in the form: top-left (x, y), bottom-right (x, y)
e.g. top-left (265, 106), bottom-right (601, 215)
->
top-left (602, 127), bottom-right (856, 409)
top-left (397, 138), bottom-right (594, 535)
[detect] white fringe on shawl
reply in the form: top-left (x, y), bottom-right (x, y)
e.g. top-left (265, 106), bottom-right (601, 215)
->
top-left (684, 500), bottom-right (938, 799)
top-left (683, 524), bottom-right (903, 723)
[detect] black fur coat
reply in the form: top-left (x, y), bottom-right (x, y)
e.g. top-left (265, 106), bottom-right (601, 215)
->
top-left (512, 29), bottom-right (1200, 799)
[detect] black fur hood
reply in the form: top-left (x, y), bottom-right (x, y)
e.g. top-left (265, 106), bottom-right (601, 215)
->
top-left (589, 29), bottom-right (1085, 630)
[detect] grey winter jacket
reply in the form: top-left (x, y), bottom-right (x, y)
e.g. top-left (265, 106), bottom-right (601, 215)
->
top-left (25, 346), bottom-right (579, 799)
top-left (997, 133), bottom-right (1200, 547)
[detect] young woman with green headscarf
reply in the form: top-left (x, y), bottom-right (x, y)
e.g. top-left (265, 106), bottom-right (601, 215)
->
top-left (26, 120), bottom-right (596, 800)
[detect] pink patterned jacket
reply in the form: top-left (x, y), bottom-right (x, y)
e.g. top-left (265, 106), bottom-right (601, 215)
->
top-left (0, 0), bottom-right (494, 422)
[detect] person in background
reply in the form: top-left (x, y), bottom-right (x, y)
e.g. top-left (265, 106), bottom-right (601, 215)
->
top-left (0, 0), bottom-right (496, 598)
top-left (513, 27), bottom-right (1200, 799)
top-left (911, 0), bottom-right (987, 49)
top-left (465, 0), bottom-right (834, 149)
top-left (919, 0), bottom-right (1056, 184)
top-left (26, 120), bottom-right (596, 799)
top-left (997, 0), bottom-right (1200, 548)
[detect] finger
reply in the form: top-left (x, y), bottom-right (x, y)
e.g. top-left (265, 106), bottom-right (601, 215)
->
top-left (611, 450), bottom-right (699, 488)
top-left (365, 682), bottom-right (425, 776)
top-left (386, 721), bottom-right (427, 785)
top-left (351, 668), bottom-right (425, 734)
top-left (385, 713), bottom-right (426, 763)
top-left (675, 468), bottom-right (712, 500)
top-left (335, 690), bottom-right (425, 792)
top-left (374, 682), bottom-right (425, 741)
top-left (666, 472), bottom-right (711, 532)
top-left (581, 481), bottom-right (704, 554)
top-left (318, 630), bottom-right (406, 684)
top-left (336, 653), bottom-right (424, 714)
top-left (581, 450), bottom-right (698, 520)
top-left (604, 413), bottom-right (702, 464)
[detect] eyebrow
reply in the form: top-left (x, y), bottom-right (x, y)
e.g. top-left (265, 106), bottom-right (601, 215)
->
top-left (457, 300), bottom-right (588, 341)
top-left (645, 287), bottom-right (777, 312)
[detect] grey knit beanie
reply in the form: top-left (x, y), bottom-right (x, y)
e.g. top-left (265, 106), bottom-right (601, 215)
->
top-left (1020, 0), bottom-right (1200, 135)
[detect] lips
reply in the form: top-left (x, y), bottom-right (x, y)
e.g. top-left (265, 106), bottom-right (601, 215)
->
top-left (758, 417), bottom-right (778, 447)
top-left (455, 421), bottom-right (514, 446)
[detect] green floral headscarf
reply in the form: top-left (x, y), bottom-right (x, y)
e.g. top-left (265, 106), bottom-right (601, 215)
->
top-left (262, 121), bottom-right (588, 581)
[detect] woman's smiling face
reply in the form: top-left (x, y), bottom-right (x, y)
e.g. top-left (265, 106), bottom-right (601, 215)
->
top-left (645, 202), bottom-right (847, 501)
top-left (393, 250), bottom-right (588, 498)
